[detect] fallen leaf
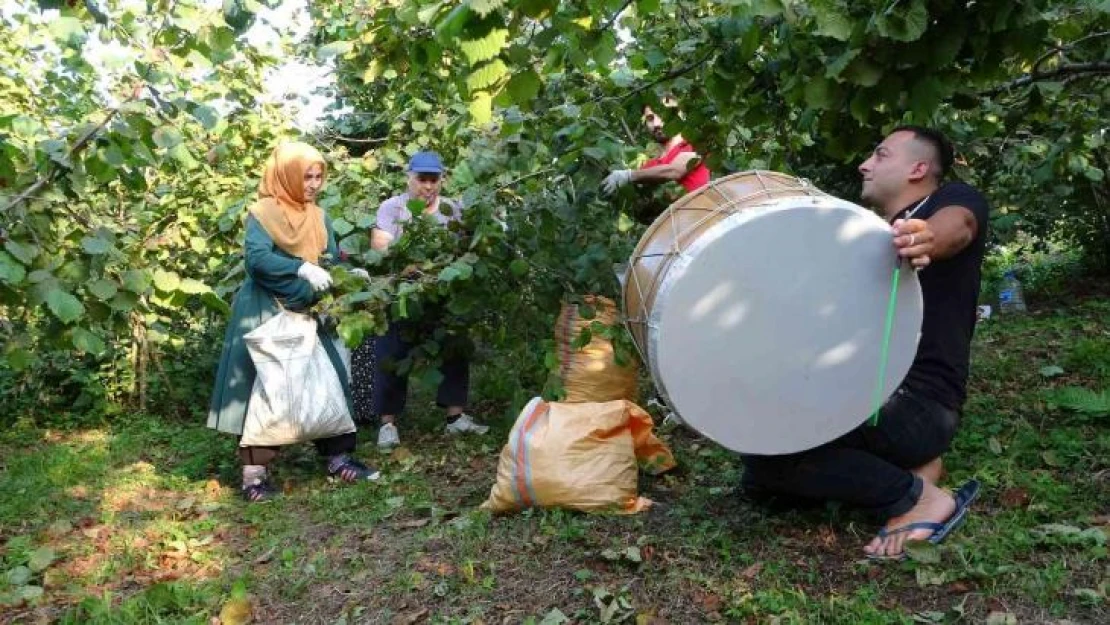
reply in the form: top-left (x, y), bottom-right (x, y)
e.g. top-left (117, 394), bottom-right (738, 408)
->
top-left (67, 485), bottom-right (90, 499)
top-left (985, 612), bottom-right (1017, 625)
top-left (205, 479), bottom-right (222, 494)
top-left (999, 487), bottom-right (1030, 509)
top-left (392, 446), bottom-right (415, 462)
top-left (219, 597), bottom-right (253, 625)
top-left (695, 591), bottom-right (722, 613)
top-left (390, 607), bottom-right (429, 625)
top-left (539, 608), bottom-right (570, 625)
top-left (904, 541), bottom-right (941, 564)
top-left (623, 546), bottom-right (642, 563)
top-left (253, 547), bottom-right (276, 565)
top-left (28, 547), bottom-right (56, 573)
top-left (947, 580), bottom-right (973, 594)
top-left (47, 520), bottom-right (73, 537)
top-left (6, 566), bottom-right (32, 586)
top-left (1039, 365), bottom-right (1065, 377)
top-left (1042, 450), bottom-right (1064, 467)
top-left (740, 562), bottom-right (763, 579)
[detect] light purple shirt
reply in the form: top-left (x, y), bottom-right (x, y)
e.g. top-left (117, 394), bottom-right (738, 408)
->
top-left (374, 193), bottom-right (463, 240)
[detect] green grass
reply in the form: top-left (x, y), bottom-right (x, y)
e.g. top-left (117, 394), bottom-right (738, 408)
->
top-left (1, 296), bottom-right (1108, 624)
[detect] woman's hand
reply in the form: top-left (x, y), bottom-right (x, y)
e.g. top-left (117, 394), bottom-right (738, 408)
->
top-left (296, 262), bottom-right (333, 291)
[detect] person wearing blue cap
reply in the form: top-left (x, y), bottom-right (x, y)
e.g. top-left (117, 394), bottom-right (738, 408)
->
top-left (357, 152), bottom-right (489, 449)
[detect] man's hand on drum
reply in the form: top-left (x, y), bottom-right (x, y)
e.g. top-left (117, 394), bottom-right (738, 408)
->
top-left (892, 218), bottom-right (934, 269)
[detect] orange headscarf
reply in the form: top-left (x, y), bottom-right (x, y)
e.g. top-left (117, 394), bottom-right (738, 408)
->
top-left (248, 142), bottom-right (328, 264)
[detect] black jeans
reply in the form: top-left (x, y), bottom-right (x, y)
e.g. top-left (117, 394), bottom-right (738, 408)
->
top-left (371, 319), bottom-right (470, 417)
top-left (740, 385), bottom-right (960, 519)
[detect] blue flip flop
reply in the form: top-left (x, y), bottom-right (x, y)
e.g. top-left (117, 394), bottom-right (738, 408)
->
top-left (867, 479), bottom-right (982, 561)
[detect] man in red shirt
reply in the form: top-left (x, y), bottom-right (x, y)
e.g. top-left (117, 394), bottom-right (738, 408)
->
top-left (601, 103), bottom-right (711, 195)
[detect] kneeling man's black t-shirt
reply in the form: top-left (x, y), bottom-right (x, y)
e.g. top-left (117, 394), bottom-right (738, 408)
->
top-left (891, 182), bottom-right (990, 411)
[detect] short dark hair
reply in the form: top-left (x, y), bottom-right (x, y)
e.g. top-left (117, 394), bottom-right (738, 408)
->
top-left (891, 125), bottom-right (955, 179)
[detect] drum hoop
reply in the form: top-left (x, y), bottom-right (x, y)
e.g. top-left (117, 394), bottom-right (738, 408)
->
top-left (624, 172), bottom-right (831, 338)
top-left (643, 195), bottom-right (874, 418)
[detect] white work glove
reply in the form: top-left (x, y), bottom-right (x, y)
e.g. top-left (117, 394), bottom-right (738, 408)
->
top-left (601, 169), bottom-right (633, 195)
top-left (350, 268), bottom-right (371, 281)
top-left (296, 262), bottom-right (333, 292)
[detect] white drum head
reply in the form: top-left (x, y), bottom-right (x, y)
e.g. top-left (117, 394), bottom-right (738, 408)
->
top-left (650, 199), bottom-right (922, 454)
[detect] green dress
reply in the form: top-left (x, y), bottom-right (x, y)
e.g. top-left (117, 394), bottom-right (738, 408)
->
top-left (207, 214), bottom-right (352, 437)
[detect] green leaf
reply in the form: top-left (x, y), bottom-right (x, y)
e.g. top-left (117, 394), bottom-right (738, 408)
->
top-left (153, 127), bottom-right (184, 149)
top-left (0, 251), bottom-right (27, 285)
top-left (825, 48), bottom-right (860, 78)
top-left (317, 40), bottom-right (353, 61)
top-left (71, 328), bottom-right (107, 355)
top-left (466, 59), bottom-right (508, 92)
top-left (4, 240), bottom-right (38, 265)
top-left (153, 270), bottom-right (181, 292)
top-left (466, 0), bottom-right (505, 17)
top-left (123, 269), bottom-right (152, 294)
top-left (903, 541), bottom-right (941, 564)
top-left (169, 144), bottom-right (200, 169)
top-left (844, 58), bottom-right (883, 87)
top-left (5, 566), bottom-right (31, 586)
top-left (1045, 386), bottom-right (1110, 415)
top-left (506, 69), bottom-right (542, 105)
top-left (468, 91), bottom-right (493, 125)
top-left (5, 348), bottom-right (34, 372)
top-left (81, 236), bottom-right (112, 255)
top-left (810, 0), bottom-right (853, 41)
top-left (48, 16), bottom-right (87, 48)
top-left (1038, 365), bottom-right (1064, 378)
top-left (804, 77), bottom-right (834, 109)
top-left (192, 105), bottom-right (220, 130)
top-left (88, 279), bottom-right (118, 300)
top-left (459, 28), bottom-right (509, 65)
top-left (45, 289), bottom-right (84, 323)
top-left (520, 0), bottom-right (557, 19)
top-left (875, 0), bottom-right (929, 42)
top-left (178, 278), bottom-right (212, 294)
top-left (200, 292), bottom-right (231, 316)
top-left (333, 218), bottom-right (355, 236)
top-left (509, 259), bottom-right (528, 276)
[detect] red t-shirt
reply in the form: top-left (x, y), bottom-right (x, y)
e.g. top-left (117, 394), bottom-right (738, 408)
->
top-left (642, 140), bottom-right (711, 193)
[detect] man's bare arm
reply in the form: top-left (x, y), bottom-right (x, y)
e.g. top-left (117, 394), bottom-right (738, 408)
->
top-left (630, 152), bottom-right (699, 183)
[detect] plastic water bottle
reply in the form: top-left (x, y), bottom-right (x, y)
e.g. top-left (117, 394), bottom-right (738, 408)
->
top-left (998, 270), bottom-right (1027, 314)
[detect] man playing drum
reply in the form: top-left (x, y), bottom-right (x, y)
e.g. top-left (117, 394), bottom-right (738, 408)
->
top-left (601, 100), bottom-right (711, 197)
top-left (741, 126), bottom-right (990, 559)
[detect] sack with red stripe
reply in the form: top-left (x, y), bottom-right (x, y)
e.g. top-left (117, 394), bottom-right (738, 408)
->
top-left (481, 397), bottom-right (676, 514)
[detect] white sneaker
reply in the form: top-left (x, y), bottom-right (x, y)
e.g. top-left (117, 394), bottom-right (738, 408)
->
top-left (445, 413), bottom-right (489, 435)
top-left (377, 422), bottom-right (401, 449)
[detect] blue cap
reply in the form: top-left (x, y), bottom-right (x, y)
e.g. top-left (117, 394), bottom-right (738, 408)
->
top-left (407, 151), bottom-right (445, 174)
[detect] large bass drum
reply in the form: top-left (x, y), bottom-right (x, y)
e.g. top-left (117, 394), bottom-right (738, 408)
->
top-left (623, 171), bottom-right (923, 454)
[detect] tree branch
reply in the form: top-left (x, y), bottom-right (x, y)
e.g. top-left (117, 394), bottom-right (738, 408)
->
top-left (981, 62), bottom-right (1110, 96)
top-left (611, 48), bottom-right (718, 102)
top-left (1032, 32), bottom-right (1110, 75)
top-left (599, 0), bottom-right (634, 35)
top-left (320, 130), bottom-right (390, 144)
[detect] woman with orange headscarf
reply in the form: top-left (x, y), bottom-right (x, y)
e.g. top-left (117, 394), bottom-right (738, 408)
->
top-left (208, 142), bottom-right (379, 502)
